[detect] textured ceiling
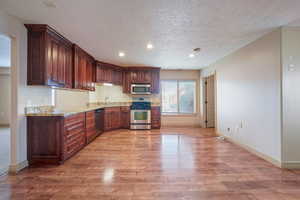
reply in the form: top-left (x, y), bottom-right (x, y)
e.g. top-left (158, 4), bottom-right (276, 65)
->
top-left (1, 0), bottom-right (300, 69)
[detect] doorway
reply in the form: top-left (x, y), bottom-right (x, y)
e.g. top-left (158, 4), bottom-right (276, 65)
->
top-left (0, 34), bottom-right (11, 175)
top-left (203, 74), bottom-right (216, 128)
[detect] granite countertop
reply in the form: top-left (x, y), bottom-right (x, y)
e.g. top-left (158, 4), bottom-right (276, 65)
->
top-left (25, 102), bottom-right (161, 117)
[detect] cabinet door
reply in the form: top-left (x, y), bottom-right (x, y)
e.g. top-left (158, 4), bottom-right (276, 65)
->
top-left (130, 71), bottom-right (138, 83)
top-left (57, 45), bottom-right (66, 85)
top-left (112, 70), bottom-right (122, 85)
top-left (96, 62), bottom-right (105, 82)
top-left (122, 71), bottom-right (131, 93)
top-left (86, 58), bottom-right (95, 91)
top-left (26, 25), bottom-right (72, 88)
top-left (120, 107), bottom-right (130, 129)
top-left (115, 110), bottom-right (121, 129)
top-left (64, 46), bottom-right (73, 88)
top-left (104, 110), bottom-right (112, 131)
top-left (73, 45), bottom-right (94, 91)
top-left (46, 33), bottom-right (73, 88)
top-left (151, 107), bottom-right (161, 129)
top-left (105, 64), bottom-right (113, 83)
top-left (143, 70), bottom-right (152, 83)
top-left (47, 37), bottom-right (61, 85)
top-left (86, 111), bottom-right (97, 144)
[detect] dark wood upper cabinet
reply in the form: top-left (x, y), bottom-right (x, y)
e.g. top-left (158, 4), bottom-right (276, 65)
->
top-left (25, 25), bottom-right (160, 93)
top-left (25, 24), bottom-right (73, 88)
top-left (122, 67), bottom-right (161, 94)
top-left (95, 61), bottom-right (123, 85)
top-left (73, 44), bottom-right (95, 91)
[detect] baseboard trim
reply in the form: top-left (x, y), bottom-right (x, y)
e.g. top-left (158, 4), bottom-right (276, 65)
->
top-left (216, 132), bottom-right (282, 168)
top-left (9, 160), bottom-right (28, 174)
top-left (281, 161), bottom-right (300, 169)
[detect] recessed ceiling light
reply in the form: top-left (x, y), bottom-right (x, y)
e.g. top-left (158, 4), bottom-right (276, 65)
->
top-left (118, 52), bottom-right (125, 57)
top-left (147, 43), bottom-right (154, 50)
top-left (189, 53), bottom-right (195, 58)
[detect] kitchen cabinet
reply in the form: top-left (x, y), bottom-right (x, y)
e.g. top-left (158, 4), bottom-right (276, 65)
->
top-left (25, 24), bottom-right (73, 88)
top-left (122, 70), bottom-right (132, 93)
top-left (104, 107), bottom-right (121, 131)
top-left (86, 111), bottom-right (98, 144)
top-left (27, 113), bottom-right (86, 165)
top-left (129, 70), bottom-right (152, 83)
top-left (73, 44), bottom-right (95, 91)
top-left (27, 105), bottom-right (160, 166)
top-left (151, 106), bottom-right (161, 129)
top-left (120, 106), bottom-right (130, 129)
top-left (123, 67), bottom-right (161, 94)
top-left (96, 62), bottom-right (123, 85)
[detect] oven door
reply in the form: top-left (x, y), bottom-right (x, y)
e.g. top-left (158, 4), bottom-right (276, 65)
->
top-left (131, 110), bottom-right (151, 124)
top-left (131, 84), bottom-right (151, 95)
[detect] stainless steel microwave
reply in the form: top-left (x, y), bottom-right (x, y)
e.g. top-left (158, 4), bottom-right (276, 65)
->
top-left (131, 84), bottom-right (151, 95)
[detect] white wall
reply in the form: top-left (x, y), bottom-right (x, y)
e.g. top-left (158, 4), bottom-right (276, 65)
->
top-left (0, 10), bottom-right (53, 171)
top-left (55, 89), bottom-right (89, 110)
top-left (0, 72), bottom-right (10, 125)
top-left (201, 29), bottom-right (282, 163)
top-left (281, 27), bottom-right (300, 166)
top-left (161, 70), bottom-right (201, 127)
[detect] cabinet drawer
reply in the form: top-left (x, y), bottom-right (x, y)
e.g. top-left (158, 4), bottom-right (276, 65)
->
top-left (120, 106), bottom-right (130, 112)
top-left (64, 124), bottom-right (85, 142)
top-left (105, 107), bottom-right (120, 112)
top-left (86, 117), bottom-right (95, 130)
top-left (64, 135), bottom-right (85, 159)
top-left (65, 113), bottom-right (85, 126)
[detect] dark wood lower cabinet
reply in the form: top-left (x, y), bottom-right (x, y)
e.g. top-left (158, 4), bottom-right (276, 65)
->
top-left (104, 107), bottom-right (121, 131)
top-left (85, 111), bottom-right (98, 144)
top-left (151, 107), bottom-right (161, 129)
top-left (120, 106), bottom-right (130, 129)
top-left (27, 106), bottom-right (160, 166)
top-left (27, 113), bottom-right (86, 165)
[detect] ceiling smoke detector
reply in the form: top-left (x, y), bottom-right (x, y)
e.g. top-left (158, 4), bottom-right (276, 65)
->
top-left (43, 0), bottom-right (57, 8)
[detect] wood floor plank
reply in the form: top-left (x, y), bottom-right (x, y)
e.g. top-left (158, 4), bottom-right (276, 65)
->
top-left (1, 128), bottom-right (300, 200)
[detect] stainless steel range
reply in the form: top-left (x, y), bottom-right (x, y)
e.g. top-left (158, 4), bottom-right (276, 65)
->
top-left (130, 98), bottom-right (151, 130)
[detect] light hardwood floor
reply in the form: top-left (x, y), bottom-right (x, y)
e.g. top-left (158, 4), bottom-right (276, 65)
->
top-left (1, 128), bottom-right (300, 200)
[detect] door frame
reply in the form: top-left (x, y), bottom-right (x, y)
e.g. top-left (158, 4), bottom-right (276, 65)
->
top-left (0, 32), bottom-right (19, 175)
top-left (201, 73), bottom-right (217, 129)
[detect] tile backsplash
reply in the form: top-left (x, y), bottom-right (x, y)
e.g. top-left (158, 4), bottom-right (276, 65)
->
top-left (89, 84), bottom-right (132, 103)
top-left (54, 84), bottom-right (161, 110)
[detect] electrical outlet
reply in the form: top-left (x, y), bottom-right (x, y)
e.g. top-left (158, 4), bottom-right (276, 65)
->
top-left (235, 125), bottom-right (239, 133)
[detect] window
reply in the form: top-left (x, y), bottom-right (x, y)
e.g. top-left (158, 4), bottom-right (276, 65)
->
top-left (161, 80), bottom-right (196, 114)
